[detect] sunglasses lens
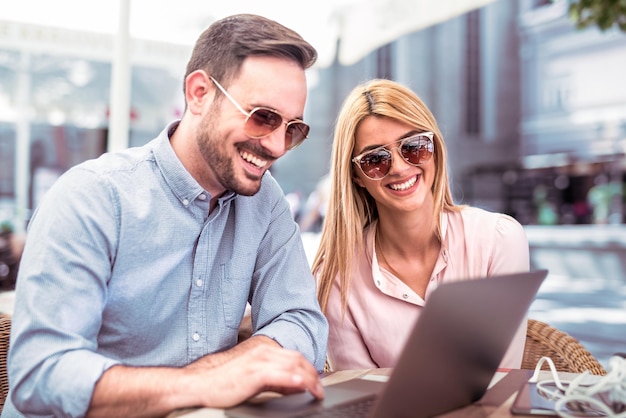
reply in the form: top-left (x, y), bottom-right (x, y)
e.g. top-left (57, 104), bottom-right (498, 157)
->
top-left (401, 136), bottom-right (433, 165)
top-left (245, 108), bottom-right (282, 138)
top-left (359, 150), bottom-right (392, 179)
top-left (245, 109), bottom-right (310, 150)
top-left (285, 122), bottom-right (310, 150)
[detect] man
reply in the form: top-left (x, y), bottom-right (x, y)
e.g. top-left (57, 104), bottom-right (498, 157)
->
top-left (4, 14), bottom-right (328, 418)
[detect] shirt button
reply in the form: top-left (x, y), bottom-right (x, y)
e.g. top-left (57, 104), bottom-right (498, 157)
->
top-left (182, 198), bottom-right (189, 206)
top-left (402, 293), bottom-right (409, 299)
top-left (196, 279), bottom-right (203, 287)
top-left (443, 250), bottom-right (448, 262)
top-left (192, 333), bottom-right (200, 341)
top-left (376, 280), bottom-right (381, 286)
top-left (198, 194), bottom-right (207, 201)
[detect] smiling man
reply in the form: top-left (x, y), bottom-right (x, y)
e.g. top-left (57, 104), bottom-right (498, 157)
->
top-left (4, 14), bottom-right (328, 418)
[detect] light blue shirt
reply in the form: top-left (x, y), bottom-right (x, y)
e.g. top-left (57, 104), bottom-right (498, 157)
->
top-left (4, 121), bottom-right (328, 418)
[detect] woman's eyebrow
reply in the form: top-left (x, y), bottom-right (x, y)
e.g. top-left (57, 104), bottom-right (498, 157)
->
top-left (356, 130), bottom-right (423, 154)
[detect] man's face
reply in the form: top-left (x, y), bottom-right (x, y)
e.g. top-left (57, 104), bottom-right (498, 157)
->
top-left (197, 56), bottom-right (308, 196)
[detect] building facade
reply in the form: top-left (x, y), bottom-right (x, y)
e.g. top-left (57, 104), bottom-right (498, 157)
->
top-left (1, 0), bottom-right (625, 232)
top-left (516, 0), bottom-right (626, 225)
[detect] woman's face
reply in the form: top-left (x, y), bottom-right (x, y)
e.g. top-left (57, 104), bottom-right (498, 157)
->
top-left (352, 116), bottom-right (435, 215)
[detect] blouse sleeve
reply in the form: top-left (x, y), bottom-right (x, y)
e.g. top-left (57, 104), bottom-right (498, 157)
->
top-left (489, 213), bottom-right (530, 274)
top-left (490, 213), bottom-right (531, 369)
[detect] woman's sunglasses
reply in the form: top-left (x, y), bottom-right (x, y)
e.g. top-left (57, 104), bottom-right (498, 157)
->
top-left (352, 132), bottom-right (434, 180)
top-left (210, 77), bottom-right (310, 150)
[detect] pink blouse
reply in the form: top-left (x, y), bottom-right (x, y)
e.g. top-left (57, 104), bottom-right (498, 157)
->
top-left (324, 207), bottom-right (530, 371)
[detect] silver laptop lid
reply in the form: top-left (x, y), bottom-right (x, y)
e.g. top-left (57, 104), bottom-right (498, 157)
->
top-left (370, 269), bottom-right (548, 418)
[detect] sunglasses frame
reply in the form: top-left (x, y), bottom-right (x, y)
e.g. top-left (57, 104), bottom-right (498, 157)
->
top-left (209, 76), bottom-right (310, 150)
top-left (352, 132), bottom-right (435, 180)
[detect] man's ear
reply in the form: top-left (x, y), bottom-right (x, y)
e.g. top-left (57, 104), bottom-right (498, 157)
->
top-left (185, 70), bottom-right (213, 115)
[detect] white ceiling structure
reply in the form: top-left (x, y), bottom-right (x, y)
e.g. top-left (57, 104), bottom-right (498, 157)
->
top-left (4, 0), bottom-right (498, 68)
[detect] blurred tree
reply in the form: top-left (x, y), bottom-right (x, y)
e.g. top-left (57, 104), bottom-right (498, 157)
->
top-left (569, 0), bottom-right (626, 32)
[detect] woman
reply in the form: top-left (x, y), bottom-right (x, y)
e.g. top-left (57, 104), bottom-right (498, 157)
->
top-left (312, 79), bottom-right (529, 371)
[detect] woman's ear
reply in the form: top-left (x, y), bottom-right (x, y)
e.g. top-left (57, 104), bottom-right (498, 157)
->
top-left (353, 173), bottom-right (365, 188)
top-left (185, 70), bottom-right (213, 115)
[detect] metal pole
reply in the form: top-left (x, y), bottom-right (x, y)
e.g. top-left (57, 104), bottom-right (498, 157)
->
top-left (107, 0), bottom-right (131, 153)
top-left (14, 51), bottom-right (31, 232)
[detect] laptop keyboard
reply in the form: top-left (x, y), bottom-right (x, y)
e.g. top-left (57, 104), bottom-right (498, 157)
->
top-left (293, 395), bottom-right (376, 418)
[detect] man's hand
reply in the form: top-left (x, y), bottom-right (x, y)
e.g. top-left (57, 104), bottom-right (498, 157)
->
top-left (87, 335), bottom-right (323, 417)
top-left (189, 338), bottom-right (324, 408)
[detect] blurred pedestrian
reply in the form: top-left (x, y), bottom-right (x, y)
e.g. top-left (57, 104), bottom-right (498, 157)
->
top-left (299, 174), bottom-right (331, 232)
top-left (587, 174), bottom-right (621, 224)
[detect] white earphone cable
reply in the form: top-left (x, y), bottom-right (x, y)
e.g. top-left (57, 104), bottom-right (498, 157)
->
top-left (529, 354), bottom-right (626, 418)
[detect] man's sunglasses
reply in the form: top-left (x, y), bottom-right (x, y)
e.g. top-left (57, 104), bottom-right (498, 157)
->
top-left (210, 76), bottom-right (310, 150)
top-left (352, 132), bottom-right (435, 180)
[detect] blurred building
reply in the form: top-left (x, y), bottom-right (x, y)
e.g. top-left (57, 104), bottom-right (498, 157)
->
top-left (281, 0), bottom-right (525, 208)
top-left (0, 20), bottom-right (188, 228)
top-left (516, 0), bottom-right (626, 225)
top-left (296, 0), bottom-right (626, 226)
top-left (1, 0), bottom-right (625, 231)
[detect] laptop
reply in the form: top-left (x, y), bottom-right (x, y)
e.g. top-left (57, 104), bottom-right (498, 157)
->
top-left (226, 269), bottom-right (548, 418)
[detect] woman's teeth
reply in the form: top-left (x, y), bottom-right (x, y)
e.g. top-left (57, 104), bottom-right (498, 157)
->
top-left (389, 176), bottom-right (417, 191)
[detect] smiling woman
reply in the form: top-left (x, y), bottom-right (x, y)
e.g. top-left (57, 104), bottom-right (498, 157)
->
top-left (312, 78), bottom-right (531, 372)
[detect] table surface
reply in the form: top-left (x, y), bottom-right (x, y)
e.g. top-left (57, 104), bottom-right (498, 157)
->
top-left (166, 368), bottom-right (582, 418)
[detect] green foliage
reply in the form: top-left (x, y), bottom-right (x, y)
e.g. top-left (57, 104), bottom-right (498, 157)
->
top-left (569, 0), bottom-right (626, 32)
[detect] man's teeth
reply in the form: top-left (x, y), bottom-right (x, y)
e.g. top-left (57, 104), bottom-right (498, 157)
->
top-left (389, 176), bottom-right (417, 191)
top-left (241, 151), bottom-right (267, 168)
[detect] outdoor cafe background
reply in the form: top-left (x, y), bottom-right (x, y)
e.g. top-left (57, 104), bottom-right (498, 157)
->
top-left (0, 0), bottom-right (625, 368)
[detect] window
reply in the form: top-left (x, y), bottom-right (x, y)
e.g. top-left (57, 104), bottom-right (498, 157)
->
top-left (377, 44), bottom-right (393, 80)
top-left (465, 10), bottom-right (481, 135)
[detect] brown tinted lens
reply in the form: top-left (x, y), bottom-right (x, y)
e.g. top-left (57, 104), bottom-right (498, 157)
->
top-left (245, 108), bottom-right (282, 138)
top-left (359, 149), bottom-right (392, 179)
top-left (285, 122), bottom-right (310, 149)
top-left (400, 136), bottom-right (433, 165)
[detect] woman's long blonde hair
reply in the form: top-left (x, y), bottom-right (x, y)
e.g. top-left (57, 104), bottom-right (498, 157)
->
top-left (312, 79), bottom-right (460, 314)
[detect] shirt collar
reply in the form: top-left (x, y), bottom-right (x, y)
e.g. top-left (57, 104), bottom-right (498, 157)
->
top-left (153, 120), bottom-right (236, 207)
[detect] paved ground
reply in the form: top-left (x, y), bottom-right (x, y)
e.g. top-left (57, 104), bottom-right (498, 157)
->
top-left (528, 271), bottom-right (626, 369)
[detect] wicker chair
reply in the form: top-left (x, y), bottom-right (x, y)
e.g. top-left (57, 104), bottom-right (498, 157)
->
top-left (0, 314), bottom-right (11, 412)
top-left (522, 318), bottom-right (607, 376)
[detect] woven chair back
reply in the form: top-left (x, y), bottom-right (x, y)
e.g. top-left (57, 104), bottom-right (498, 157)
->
top-left (522, 318), bottom-right (606, 376)
top-left (0, 314), bottom-right (11, 412)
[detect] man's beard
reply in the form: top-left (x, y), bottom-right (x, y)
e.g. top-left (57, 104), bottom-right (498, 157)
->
top-left (196, 111), bottom-right (265, 197)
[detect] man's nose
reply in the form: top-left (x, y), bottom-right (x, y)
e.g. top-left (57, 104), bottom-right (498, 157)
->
top-left (259, 127), bottom-right (288, 157)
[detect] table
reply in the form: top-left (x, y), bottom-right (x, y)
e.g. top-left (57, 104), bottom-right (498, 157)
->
top-left (166, 368), bottom-right (586, 418)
